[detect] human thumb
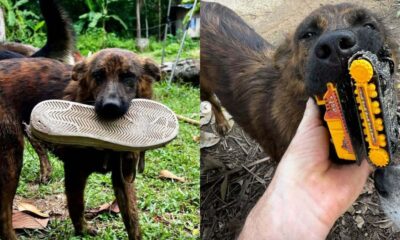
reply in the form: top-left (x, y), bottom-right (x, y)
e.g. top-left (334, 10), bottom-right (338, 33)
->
top-left (296, 98), bottom-right (323, 135)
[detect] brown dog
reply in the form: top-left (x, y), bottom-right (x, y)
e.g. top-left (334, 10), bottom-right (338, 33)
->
top-left (0, 48), bottom-right (159, 240)
top-left (201, 2), bottom-right (398, 161)
top-left (0, 0), bottom-right (76, 184)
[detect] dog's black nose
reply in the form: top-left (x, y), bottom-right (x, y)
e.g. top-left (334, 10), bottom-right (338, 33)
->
top-left (374, 168), bottom-right (389, 198)
top-left (96, 98), bottom-right (127, 120)
top-left (315, 30), bottom-right (358, 62)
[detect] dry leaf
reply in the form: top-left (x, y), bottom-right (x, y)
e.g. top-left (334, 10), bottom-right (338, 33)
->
top-left (17, 202), bottom-right (49, 218)
top-left (12, 211), bottom-right (49, 229)
top-left (88, 200), bottom-right (120, 214)
top-left (374, 218), bottom-right (393, 229)
top-left (355, 215), bottom-right (365, 229)
top-left (200, 131), bottom-right (221, 149)
top-left (192, 135), bottom-right (200, 143)
top-left (159, 170), bottom-right (186, 183)
top-left (220, 174), bottom-right (228, 201)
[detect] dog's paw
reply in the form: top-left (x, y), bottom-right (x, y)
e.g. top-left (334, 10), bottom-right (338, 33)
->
top-left (215, 118), bottom-right (231, 136)
top-left (39, 170), bottom-right (52, 184)
top-left (75, 226), bottom-right (98, 237)
top-left (38, 167), bottom-right (52, 184)
top-left (215, 123), bottom-right (230, 135)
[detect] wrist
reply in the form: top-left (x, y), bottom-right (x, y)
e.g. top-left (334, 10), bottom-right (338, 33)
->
top-left (239, 179), bottom-right (333, 240)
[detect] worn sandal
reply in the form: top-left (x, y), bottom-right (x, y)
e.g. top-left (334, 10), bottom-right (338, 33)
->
top-left (29, 99), bottom-right (179, 151)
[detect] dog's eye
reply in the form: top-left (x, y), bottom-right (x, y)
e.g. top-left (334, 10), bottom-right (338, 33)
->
top-left (120, 72), bottom-right (136, 79)
top-left (364, 23), bottom-right (375, 30)
top-left (300, 31), bottom-right (316, 40)
top-left (120, 72), bottom-right (137, 86)
top-left (92, 70), bottom-right (106, 83)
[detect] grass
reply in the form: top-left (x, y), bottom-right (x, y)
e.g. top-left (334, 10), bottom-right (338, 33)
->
top-left (24, 30), bottom-right (199, 63)
top-left (15, 32), bottom-right (200, 239)
top-left (76, 30), bottom-right (199, 63)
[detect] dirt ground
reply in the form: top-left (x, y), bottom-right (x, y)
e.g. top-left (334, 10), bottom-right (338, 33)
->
top-left (201, 0), bottom-right (400, 239)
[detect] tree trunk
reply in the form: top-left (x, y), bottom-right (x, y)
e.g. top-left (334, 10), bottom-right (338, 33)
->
top-left (136, 0), bottom-right (141, 39)
top-left (158, 0), bottom-right (161, 40)
top-left (0, 8), bottom-right (6, 41)
top-left (144, 0), bottom-right (148, 39)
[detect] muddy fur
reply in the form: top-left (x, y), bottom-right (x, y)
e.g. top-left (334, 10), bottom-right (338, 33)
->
top-left (374, 166), bottom-right (400, 229)
top-left (0, 49), bottom-right (160, 240)
top-left (201, 2), bottom-right (398, 161)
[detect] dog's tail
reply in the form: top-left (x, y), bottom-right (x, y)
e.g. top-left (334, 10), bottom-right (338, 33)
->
top-left (31, 0), bottom-right (75, 64)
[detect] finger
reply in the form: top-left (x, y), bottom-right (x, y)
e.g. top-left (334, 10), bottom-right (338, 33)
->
top-left (330, 158), bottom-right (373, 186)
top-left (296, 98), bottom-right (323, 135)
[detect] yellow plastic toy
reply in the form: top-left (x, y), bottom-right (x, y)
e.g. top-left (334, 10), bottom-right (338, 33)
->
top-left (350, 59), bottom-right (389, 167)
top-left (315, 57), bottom-right (390, 167)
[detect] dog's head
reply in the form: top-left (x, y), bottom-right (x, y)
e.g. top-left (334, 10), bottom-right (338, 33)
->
top-left (277, 3), bottom-right (397, 95)
top-left (374, 166), bottom-right (400, 228)
top-left (71, 48), bottom-right (160, 120)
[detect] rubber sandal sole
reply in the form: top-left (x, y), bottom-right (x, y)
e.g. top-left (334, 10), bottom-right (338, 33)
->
top-left (29, 99), bottom-right (179, 151)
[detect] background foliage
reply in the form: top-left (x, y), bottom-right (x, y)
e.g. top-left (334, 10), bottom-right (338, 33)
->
top-left (0, 0), bottom-right (200, 239)
top-left (1, 0), bottom-right (176, 40)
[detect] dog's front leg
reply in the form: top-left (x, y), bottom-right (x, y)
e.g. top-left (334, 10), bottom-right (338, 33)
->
top-left (111, 153), bottom-right (141, 240)
top-left (201, 87), bottom-right (230, 135)
top-left (64, 160), bottom-right (95, 236)
top-left (0, 121), bottom-right (24, 240)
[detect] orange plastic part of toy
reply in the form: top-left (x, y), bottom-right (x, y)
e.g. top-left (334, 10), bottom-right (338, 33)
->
top-left (315, 83), bottom-right (356, 161)
top-left (350, 59), bottom-right (389, 167)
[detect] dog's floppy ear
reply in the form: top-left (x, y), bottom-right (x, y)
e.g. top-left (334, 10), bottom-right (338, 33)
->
top-left (71, 61), bottom-right (87, 81)
top-left (143, 58), bottom-right (161, 81)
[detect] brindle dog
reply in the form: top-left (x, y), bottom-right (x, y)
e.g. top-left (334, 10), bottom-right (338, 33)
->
top-left (0, 0), bottom-right (76, 184)
top-left (0, 48), bottom-right (160, 240)
top-left (201, 2), bottom-right (398, 161)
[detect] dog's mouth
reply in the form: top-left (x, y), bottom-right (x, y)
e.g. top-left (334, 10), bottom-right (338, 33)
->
top-left (305, 45), bottom-right (391, 96)
top-left (304, 27), bottom-right (389, 96)
top-left (95, 98), bottom-right (129, 120)
top-left (374, 168), bottom-right (390, 198)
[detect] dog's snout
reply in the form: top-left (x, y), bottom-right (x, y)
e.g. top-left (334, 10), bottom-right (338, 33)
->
top-left (103, 98), bottom-right (122, 112)
top-left (374, 169), bottom-right (389, 198)
top-left (96, 97), bottom-right (128, 120)
top-left (315, 30), bottom-right (358, 62)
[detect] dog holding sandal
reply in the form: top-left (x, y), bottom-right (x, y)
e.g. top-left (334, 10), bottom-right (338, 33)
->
top-left (0, 48), bottom-right (164, 240)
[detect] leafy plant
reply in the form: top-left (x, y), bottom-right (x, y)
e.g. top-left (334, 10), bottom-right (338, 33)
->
top-left (77, 0), bottom-right (128, 34)
top-left (0, 0), bottom-right (45, 41)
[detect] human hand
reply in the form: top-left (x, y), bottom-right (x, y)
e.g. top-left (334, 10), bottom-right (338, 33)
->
top-left (239, 98), bottom-right (372, 240)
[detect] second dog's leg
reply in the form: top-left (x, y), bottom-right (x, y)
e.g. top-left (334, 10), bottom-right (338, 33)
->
top-left (64, 161), bottom-right (95, 236)
top-left (112, 154), bottom-right (141, 240)
top-left (28, 136), bottom-right (52, 183)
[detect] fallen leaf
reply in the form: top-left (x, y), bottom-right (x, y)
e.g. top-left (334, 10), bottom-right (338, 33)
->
top-left (17, 202), bottom-right (49, 218)
top-left (192, 135), bottom-right (200, 143)
top-left (200, 131), bottom-right (221, 149)
top-left (355, 215), bottom-right (365, 229)
top-left (201, 154), bottom-right (225, 171)
top-left (220, 174), bottom-right (228, 201)
top-left (374, 218), bottom-right (393, 229)
top-left (159, 170), bottom-right (186, 183)
top-left (12, 211), bottom-right (49, 229)
top-left (88, 200), bottom-right (120, 214)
